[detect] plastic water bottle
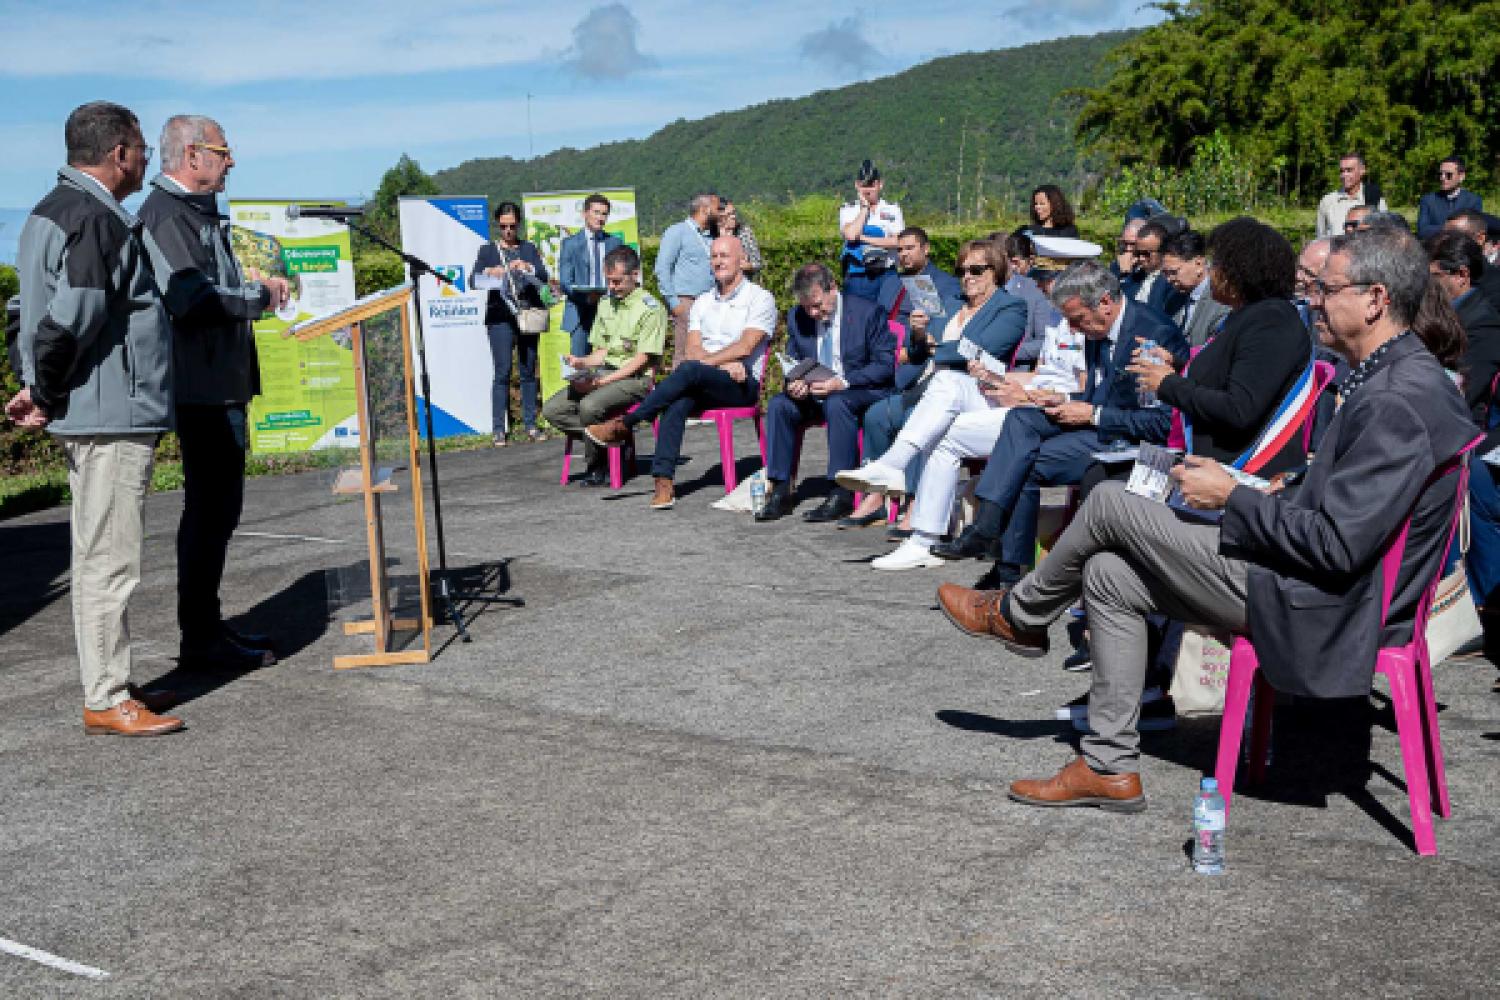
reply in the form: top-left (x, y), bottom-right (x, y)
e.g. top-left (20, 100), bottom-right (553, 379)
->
top-left (1192, 777), bottom-right (1226, 874)
top-left (750, 471), bottom-right (767, 515)
top-left (1136, 338), bottom-right (1162, 407)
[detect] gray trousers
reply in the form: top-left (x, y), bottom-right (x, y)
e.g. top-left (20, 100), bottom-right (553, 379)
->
top-left (63, 434), bottom-right (157, 711)
top-left (1008, 482), bottom-right (1250, 773)
top-left (542, 374), bottom-right (654, 467)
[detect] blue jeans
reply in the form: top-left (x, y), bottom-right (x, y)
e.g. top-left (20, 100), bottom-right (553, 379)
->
top-left (1467, 459), bottom-right (1500, 607)
top-left (486, 320), bottom-right (539, 433)
top-left (861, 391), bottom-right (923, 495)
top-left (624, 361), bottom-right (758, 479)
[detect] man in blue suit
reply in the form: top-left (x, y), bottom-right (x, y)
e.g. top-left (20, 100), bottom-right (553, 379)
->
top-left (932, 262), bottom-right (1187, 584)
top-left (1125, 217), bottom-right (1189, 320)
top-left (1417, 156), bottom-right (1484, 239)
top-left (756, 262), bottom-right (896, 523)
top-left (557, 193), bottom-right (625, 356)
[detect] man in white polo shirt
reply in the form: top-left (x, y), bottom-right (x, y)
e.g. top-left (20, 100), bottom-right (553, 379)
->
top-left (587, 235), bottom-right (776, 510)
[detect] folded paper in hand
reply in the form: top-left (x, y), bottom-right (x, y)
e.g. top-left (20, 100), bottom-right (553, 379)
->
top-left (1125, 442), bottom-right (1177, 502)
top-left (777, 352), bottom-right (838, 384)
top-left (901, 274), bottom-right (946, 318)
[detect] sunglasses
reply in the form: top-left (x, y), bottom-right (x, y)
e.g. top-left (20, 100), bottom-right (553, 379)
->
top-left (959, 263), bottom-right (993, 276)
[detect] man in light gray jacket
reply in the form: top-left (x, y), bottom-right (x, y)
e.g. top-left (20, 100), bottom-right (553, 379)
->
top-left (6, 101), bottom-right (183, 736)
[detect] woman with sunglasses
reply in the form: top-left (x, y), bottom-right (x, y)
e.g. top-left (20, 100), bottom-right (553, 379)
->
top-left (710, 197), bottom-right (763, 278)
top-left (474, 200), bottom-right (550, 445)
top-left (834, 240), bottom-right (1026, 558)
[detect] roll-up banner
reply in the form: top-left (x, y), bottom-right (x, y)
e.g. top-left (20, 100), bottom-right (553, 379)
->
top-left (228, 200), bottom-right (359, 454)
top-left (397, 196), bottom-right (493, 437)
top-left (521, 188), bottom-right (639, 402)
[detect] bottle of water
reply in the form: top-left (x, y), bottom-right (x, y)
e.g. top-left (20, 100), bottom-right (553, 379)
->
top-left (1192, 777), bottom-right (1226, 874)
top-left (1136, 338), bottom-right (1162, 407)
top-left (750, 471), bottom-right (767, 515)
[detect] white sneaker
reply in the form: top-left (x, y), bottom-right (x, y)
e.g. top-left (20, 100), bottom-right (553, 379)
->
top-left (872, 540), bottom-right (944, 570)
top-left (835, 462), bottom-right (906, 497)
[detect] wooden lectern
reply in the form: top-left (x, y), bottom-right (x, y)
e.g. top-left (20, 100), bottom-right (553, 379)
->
top-left (286, 284), bottom-right (433, 669)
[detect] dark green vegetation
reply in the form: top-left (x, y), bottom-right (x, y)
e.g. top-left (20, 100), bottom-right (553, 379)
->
top-left (433, 32), bottom-right (1134, 232)
top-left (1076, 0), bottom-right (1500, 205)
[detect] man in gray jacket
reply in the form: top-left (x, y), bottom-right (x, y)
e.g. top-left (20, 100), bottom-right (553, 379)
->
top-left (6, 102), bottom-right (183, 736)
top-left (139, 115), bottom-right (288, 672)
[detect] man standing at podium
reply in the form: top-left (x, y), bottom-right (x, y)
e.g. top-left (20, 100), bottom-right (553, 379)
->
top-left (140, 114), bottom-right (288, 672)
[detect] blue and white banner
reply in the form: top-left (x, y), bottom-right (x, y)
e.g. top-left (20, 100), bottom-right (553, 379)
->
top-left (398, 195), bottom-right (492, 436)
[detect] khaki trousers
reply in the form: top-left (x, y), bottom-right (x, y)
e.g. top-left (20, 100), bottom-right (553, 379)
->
top-left (63, 435), bottom-right (157, 711)
top-left (542, 374), bottom-right (654, 467)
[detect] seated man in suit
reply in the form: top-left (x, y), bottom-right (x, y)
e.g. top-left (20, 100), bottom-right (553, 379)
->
top-left (756, 263), bottom-right (895, 523)
top-left (935, 226), bottom-right (1474, 812)
top-left (1128, 216), bottom-right (1191, 320)
top-left (931, 262), bottom-right (1188, 587)
top-left (557, 193), bottom-right (625, 356)
top-left (586, 236), bottom-right (776, 511)
top-left (1160, 230), bottom-right (1230, 347)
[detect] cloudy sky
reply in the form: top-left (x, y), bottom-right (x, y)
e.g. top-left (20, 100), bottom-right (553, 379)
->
top-left (0, 0), bottom-right (1163, 209)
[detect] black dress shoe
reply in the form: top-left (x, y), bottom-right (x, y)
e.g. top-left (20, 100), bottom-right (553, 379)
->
top-left (180, 635), bottom-right (274, 672)
top-left (836, 510), bottom-right (885, 529)
top-left (972, 561), bottom-right (1024, 590)
top-left (578, 468), bottom-right (610, 487)
top-left (802, 490), bottom-right (855, 523)
top-left (222, 623), bottom-right (276, 657)
top-left (755, 482), bottom-right (793, 521)
top-left (931, 524), bottom-right (1000, 561)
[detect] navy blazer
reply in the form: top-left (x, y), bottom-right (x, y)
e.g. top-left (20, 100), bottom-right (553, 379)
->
top-left (1073, 299), bottom-right (1187, 444)
top-left (557, 228), bottom-right (624, 332)
top-left (786, 293), bottom-right (895, 391)
top-left (1222, 335), bottom-right (1475, 698)
top-left (907, 288), bottom-right (1028, 370)
top-left (472, 240), bottom-right (548, 326)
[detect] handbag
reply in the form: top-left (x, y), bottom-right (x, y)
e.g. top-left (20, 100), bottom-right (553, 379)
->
top-left (1425, 492), bottom-right (1482, 663)
top-left (1167, 622), bottom-right (1233, 716)
top-left (500, 247), bottom-right (550, 334)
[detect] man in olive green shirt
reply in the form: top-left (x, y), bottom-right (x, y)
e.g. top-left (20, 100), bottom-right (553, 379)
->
top-left (543, 245), bottom-right (667, 485)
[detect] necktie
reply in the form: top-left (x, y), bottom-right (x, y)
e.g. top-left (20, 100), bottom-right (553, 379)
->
top-left (818, 322), bottom-right (835, 368)
top-left (589, 235), bottom-right (601, 286)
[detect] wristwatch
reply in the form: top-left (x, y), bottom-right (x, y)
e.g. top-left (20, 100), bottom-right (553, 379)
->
top-left (1091, 406), bottom-right (1102, 427)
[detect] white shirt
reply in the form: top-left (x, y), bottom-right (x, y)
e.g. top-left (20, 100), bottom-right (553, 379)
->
top-left (1317, 186), bottom-right (1386, 237)
top-left (815, 291), bottom-right (846, 380)
top-left (689, 277), bottom-right (778, 382)
top-left (74, 169), bottom-right (123, 205)
top-left (838, 199), bottom-right (905, 240)
top-left (1134, 270), bottom-right (1157, 304)
top-left (1032, 318), bottom-right (1088, 394)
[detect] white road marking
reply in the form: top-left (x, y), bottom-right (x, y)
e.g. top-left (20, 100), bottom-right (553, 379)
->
top-left (0, 936), bottom-right (109, 980)
top-left (235, 530), bottom-right (345, 545)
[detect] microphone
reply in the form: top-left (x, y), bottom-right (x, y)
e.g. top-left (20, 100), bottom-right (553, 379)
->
top-left (286, 204), bottom-right (364, 221)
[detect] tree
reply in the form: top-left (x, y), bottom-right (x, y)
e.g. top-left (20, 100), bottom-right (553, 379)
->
top-left (364, 154), bottom-right (440, 247)
top-left (1073, 0), bottom-right (1500, 204)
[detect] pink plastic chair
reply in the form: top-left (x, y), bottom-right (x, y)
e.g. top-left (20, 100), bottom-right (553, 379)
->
top-left (1213, 438), bottom-right (1481, 856)
top-left (560, 403), bottom-right (640, 490)
top-left (694, 406), bottom-right (766, 494)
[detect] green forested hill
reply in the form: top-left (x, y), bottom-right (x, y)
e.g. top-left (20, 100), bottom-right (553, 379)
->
top-left (433, 31), bottom-right (1133, 235)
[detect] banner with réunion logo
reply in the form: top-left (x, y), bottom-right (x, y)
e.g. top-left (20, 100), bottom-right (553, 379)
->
top-left (397, 195), bottom-right (493, 436)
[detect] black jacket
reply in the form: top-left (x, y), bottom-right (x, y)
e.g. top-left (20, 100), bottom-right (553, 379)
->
top-left (1156, 297), bottom-right (1310, 476)
top-left (472, 240), bottom-right (549, 327)
top-left (138, 175), bottom-right (267, 406)
top-left (1221, 334), bottom-right (1475, 698)
top-left (1457, 290), bottom-right (1500, 434)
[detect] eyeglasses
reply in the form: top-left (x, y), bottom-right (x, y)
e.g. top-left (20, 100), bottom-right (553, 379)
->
top-left (193, 142), bottom-right (233, 158)
top-left (1312, 278), bottom-right (1372, 297)
top-left (959, 263), bottom-right (992, 276)
top-left (122, 142), bottom-right (153, 163)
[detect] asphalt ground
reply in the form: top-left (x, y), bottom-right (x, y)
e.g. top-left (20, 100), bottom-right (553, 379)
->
top-left (2, 423), bottom-right (1499, 998)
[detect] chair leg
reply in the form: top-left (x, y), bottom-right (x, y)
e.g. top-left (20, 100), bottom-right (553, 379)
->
top-left (1416, 649), bottom-right (1452, 818)
top-left (1215, 639), bottom-right (1257, 815)
top-left (716, 415), bottom-right (739, 494)
top-left (1248, 672), bottom-right (1275, 785)
top-left (755, 414), bottom-right (766, 466)
top-left (1384, 657), bottom-right (1438, 856)
top-left (560, 436), bottom-right (573, 486)
top-left (607, 440), bottom-right (625, 490)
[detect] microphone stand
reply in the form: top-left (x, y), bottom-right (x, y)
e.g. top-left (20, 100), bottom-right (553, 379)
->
top-left (339, 215), bottom-right (524, 643)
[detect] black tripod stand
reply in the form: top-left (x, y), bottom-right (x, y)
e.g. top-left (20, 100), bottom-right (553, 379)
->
top-left (344, 217), bottom-right (524, 642)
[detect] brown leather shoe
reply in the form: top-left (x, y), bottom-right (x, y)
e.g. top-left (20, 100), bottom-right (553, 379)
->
top-left (650, 476), bottom-right (676, 510)
top-left (83, 699), bottom-right (185, 737)
top-left (127, 684), bottom-right (179, 713)
top-left (936, 584), bottom-right (1049, 657)
top-left (1008, 756), bottom-right (1146, 813)
top-left (584, 417), bottom-right (630, 447)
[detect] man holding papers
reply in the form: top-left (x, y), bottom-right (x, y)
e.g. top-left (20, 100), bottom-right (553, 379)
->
top-left (754, 263), bottom-right (894, 523)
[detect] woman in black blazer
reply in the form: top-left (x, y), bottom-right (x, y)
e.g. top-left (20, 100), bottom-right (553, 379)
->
top-left (1131, 217), bottom-right (1311, 478)
top-left (473, 200), bottom-right (550, 444)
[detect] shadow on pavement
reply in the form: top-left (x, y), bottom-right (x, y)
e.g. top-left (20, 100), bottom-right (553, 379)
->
top-left (0, 520), bottom-right (70, 639)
